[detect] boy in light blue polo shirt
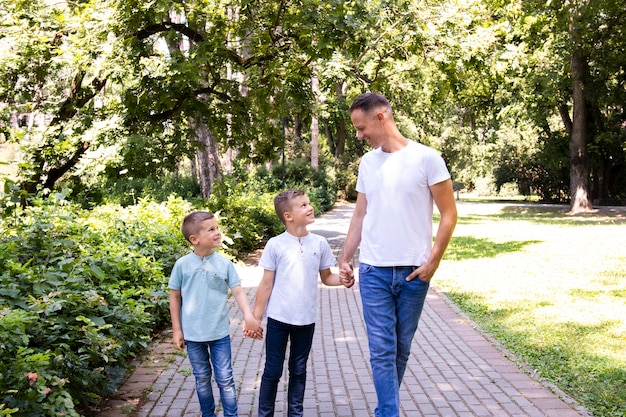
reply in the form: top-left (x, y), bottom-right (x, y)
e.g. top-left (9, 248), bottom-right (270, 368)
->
top-left (169, 211), bottom-right (261, 417)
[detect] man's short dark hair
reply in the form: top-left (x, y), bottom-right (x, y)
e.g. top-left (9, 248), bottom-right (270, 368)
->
top-left (348, 92), bottom-right (391, 115)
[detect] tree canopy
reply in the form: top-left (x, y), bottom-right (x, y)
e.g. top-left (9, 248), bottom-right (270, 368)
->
top-left (1, 0), bottom-right (625, 212)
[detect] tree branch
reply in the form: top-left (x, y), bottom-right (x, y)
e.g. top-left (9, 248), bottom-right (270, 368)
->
top-left (50, 72), bottom-right (107, 126)
top-left (136, 22), bottom-right (205, 43)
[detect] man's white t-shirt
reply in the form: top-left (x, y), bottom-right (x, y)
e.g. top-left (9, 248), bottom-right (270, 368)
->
top-left (356, 140), bottom-right (451, 267)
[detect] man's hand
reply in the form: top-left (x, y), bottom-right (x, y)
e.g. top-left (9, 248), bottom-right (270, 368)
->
top-left (339, 261), bottom-right (355, 288)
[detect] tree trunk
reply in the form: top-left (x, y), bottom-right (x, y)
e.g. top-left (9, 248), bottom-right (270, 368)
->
top-left (311, 69), bottom-right (320, 169)
top-left (194, 121), bottom-right (221, 198)
top-left (568, 2), bottom-right (594, 214)
top-left (333, 81), bottom-right (348, 158)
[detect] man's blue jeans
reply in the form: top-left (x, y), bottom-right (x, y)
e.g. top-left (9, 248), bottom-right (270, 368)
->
top-left (186, 336), bottom-right (238, 417)
top-left (258, 317), bottom-right (315, 417)
top-left (358, 263), bottom-right (430, 417)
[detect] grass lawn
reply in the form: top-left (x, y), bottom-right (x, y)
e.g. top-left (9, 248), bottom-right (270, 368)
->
top-left (434, 200), bottom-right (626, 417)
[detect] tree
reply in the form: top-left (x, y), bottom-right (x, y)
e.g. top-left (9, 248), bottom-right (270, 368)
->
top-left (567, 0), bottom-right (593, 212)
top-left (0, 0), bottom-right (111, 202)
top-left (1, 0), bottom-right (385, 198)
top-left (518, 0), bottom-right (626, 212)
top-left (2, 0), bottom-right (625, 207)
top-left (413, 0), bottom-right (626, 210)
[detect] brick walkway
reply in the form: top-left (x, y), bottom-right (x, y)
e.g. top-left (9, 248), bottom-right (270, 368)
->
top-left (98, 202), bottom-right (592, 417)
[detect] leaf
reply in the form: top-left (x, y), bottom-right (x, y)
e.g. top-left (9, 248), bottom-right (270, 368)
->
top-left (89, 264), bottom-right (106, 280)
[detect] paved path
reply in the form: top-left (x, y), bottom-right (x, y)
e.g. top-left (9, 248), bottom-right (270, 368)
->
top-left (98, 202), bottom-right (591, 417)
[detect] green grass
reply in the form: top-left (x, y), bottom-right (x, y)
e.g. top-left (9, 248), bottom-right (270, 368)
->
top-left (435, 201), bottom-right (626, 417)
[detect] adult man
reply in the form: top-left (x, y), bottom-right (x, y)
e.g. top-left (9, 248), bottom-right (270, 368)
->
top-left (339, 93), bottom-right (457, 417)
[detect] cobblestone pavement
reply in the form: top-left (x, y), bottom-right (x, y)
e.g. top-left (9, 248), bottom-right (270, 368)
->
top-left (98, 202), bottom-right (591, 417)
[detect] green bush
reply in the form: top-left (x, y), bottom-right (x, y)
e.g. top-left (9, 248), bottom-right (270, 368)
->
top-left (208, 191), bottom-right (282, 256)
top-left (0, 195), bottom-right (192, 416)
top-left (334, 158), bottom-right (359, 201)
top-left (67, 174), bottom-right (202, 208)
top-left (271, 158), bottom-right (338, 212)
top-left (205, 159), bottom-right (339, 254)
top-left (0, 162), bottom-right (339, 416)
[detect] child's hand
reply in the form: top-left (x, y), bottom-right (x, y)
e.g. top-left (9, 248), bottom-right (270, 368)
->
top-left (172, 329), bottom-right (185, 351)
top-left (243, 327), bottom-right (263, 339)
top-left (243, 327), bottom-right (263, 340)
top-left (243, 317), bottom-right (263, 340)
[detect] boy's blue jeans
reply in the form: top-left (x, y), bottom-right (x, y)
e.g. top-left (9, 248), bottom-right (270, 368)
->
top-left (186, 336), bottom-right (238, 417)
top-left (258, 317), bottom-right (315, 417)
top-left (358, 263), bottom-right (430, 417)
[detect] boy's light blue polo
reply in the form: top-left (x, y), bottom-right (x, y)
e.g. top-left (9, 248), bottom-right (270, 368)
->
top-left (169, 251), bottom-right (241, 342)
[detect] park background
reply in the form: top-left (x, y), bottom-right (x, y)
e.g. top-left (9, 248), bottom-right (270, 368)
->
top-left (1, 0), bottom-right (625, 416)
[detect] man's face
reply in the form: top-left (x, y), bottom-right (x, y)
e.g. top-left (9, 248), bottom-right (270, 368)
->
top-left (350, 108), bottom-right (384, 149)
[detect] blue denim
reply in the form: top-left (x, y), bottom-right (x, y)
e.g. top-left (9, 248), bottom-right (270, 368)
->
top-left (186, 336), bottom-right (238, 417)
top-left (358, 263), bottom-right (430, 417)
top-left (258, 318), bottom-right (315, 417)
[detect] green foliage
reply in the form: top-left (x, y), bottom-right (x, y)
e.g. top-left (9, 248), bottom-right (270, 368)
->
top-left (0, 195), bottom-right (192, 416)
top-left (207, 158), bottom-right (339, 254)
top-left (4, 0), bottom-right (626, 209)
top-left (0, 157), bottom-right (341, 415)
top-left (494, 132), bottom-right (570, 202)
top-left (271, 158), bottom-right (338, 213)
top-left (68, 174), bottom-right (202, 207)
top-left (334, 158), bottom-right (359, 201)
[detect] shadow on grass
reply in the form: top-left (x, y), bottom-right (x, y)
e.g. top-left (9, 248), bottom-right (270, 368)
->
top-left (442, 290), bottom-right (626, 417)
top-left (445, 236), bottom-right (541, 261)
top-left (452, 203), bottom-right (626, 225)
top-left (456, 213), bottom-right (608, 226)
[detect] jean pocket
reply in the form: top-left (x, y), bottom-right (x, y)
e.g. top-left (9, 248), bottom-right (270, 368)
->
top-left (358, 263), bottom-right (373, 274)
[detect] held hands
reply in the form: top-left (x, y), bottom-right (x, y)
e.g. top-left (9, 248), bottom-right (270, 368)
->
top-left (242, 315), bottom-right (263, 340)
top-left (339, 261), bottom-right (355, 288)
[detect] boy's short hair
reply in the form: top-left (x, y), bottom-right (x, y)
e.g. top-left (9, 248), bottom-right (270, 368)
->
top-left (348, 92), bottom-right (391, 115)
top-left (274, 189), bottom-right (306, 225)
top-left (181, 211), bottom-right (215, 242)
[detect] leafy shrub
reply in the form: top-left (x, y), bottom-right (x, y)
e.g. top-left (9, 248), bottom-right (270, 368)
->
top-left (0, 162), bottom-right (339, 416)
top-left (0, 195), bottom-right (192, 416)
top-left (67, 174), bottom-right (202, 207)
top-left (494, 134), bottom-right (570, 202)
top-left (334, 158), bottom-right (359, 201)
top-left (206, 189), bottom-right (283, 256)
top-left (271, 158), bottom-right (338, 212)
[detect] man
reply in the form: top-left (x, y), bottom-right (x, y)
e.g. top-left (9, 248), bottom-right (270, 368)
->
top-left (339, 93), bottom-right (457, 417)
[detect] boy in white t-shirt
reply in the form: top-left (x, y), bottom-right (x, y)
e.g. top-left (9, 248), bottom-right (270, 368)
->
top-left (169, 211), bottom-right (262, 417)
top-left (249, 189), bottom-right (353, 417)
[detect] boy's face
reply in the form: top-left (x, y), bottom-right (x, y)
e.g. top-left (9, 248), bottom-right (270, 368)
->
top-left (189, 218), bottom-right (222, 250)
top-left (286, 194), bottom-right (315, 226)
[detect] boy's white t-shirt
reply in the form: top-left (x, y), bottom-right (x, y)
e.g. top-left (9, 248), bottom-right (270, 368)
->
top-left (356, 140), bottom-right (451, 267)
top-left (259, 231), bottom-right (336, 326)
